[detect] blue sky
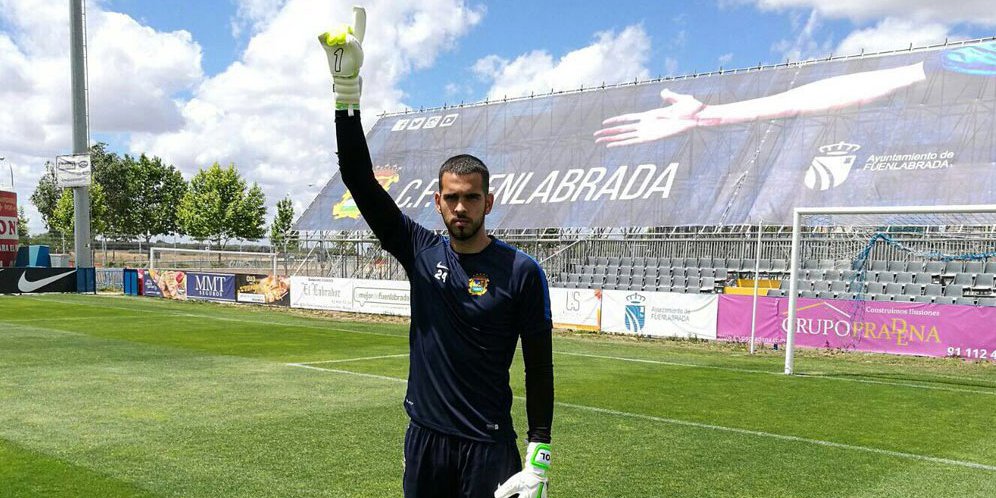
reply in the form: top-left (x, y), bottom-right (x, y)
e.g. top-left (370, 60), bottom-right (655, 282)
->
top-left (2, 0), bottom-right (994, 233)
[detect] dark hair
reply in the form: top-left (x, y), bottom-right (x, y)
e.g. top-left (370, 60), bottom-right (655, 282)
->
top-left (438, 154), bottom-right (489, 193)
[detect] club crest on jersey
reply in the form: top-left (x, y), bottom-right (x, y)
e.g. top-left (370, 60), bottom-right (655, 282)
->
top-left (468, 274), bottom-right (489, 296)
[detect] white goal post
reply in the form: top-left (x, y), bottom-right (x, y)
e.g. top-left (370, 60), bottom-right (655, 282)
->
top-left (149, 247), bottom-right (278, 275)
top-left (784, 204), bottom-right (996, 375)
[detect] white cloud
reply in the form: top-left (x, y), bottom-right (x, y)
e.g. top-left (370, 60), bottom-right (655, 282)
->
top-left (836, 18), bottom-right (952, 55)
top-left (771, 9), bottom-right (834, 61)
top-left (718, 52), bottom-right (734, 66)
top-left (751, 0), bottom-right (996, 25)
top-left (131, 0), bottom-right (484, 226)
top-left (473, 25), bottom-right (652, 101)
top-left (0, 0), bottom-right (203, 233)
top-left (230, 0), bottom-right (289, 38)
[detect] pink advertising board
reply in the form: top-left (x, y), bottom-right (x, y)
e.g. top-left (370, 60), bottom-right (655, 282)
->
top-left (718, 295), bottom-right (996, 360)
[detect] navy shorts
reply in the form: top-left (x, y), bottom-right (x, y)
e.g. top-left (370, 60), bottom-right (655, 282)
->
top-left (403, 422), bottom-right (522, 498)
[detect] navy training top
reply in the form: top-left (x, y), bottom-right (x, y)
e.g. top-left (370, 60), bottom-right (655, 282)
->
top-left (335, 110), bottom-right (554, 443)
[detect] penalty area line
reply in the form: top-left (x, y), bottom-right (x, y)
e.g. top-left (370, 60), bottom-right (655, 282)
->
top-left (286, 362), bottom-right (996, 473)
top-left (295, 353), bottom-right (411, 365)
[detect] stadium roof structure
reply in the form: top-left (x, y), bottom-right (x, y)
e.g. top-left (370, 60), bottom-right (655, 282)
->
top-left (297, 37), bottom-right (996, 233)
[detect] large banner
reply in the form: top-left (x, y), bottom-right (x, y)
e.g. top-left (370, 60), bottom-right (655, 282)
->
top-left (0, 191), bottom-right (17, 267)
top-left (298, 40), bottom-right (996, 230)
top-left (602, 290), bottom-right (718, 339)
top-left (718, 295), bottom-right (996, 359)
top-left (290, 277), bottom-right (411, 316)
top-left (0, 268), bottom-right (77, 293)
top-left (186, 272), bottom-right (236, 302)
top-left (549, 287), bottom-right (601, 331)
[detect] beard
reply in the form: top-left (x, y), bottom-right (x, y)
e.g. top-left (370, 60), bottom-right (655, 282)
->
top-left (444, 215), bottom-right (483, 241)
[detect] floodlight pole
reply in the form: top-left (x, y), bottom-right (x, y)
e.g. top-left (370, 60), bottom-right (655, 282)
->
top-left (70, 0), bottom-right (93, 268)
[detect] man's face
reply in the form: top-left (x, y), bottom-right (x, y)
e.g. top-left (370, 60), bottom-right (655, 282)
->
top-left (434, 172), bottom-right (494, 241)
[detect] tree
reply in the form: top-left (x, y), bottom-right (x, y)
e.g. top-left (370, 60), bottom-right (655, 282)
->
top-left (92, 148), bottom-right (136, 240)
top-left (50, 183), bottom-right (109, 238)
top-left (17, 206), bottom-right (30, 243)
top-left (30, 165), bottom-right (60, 231)
top-left (132, 155), bottom-right (187, 243)
top-left (270, 197), bottom-right (298, 251)
top-left (177, 163), bottom-right (266, 248)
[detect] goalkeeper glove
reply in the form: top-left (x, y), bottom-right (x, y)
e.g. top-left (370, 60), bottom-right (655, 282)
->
top-left (495, 442), bottom-right (551, 498)
top-left (318, 6), bottom-right (366, 113)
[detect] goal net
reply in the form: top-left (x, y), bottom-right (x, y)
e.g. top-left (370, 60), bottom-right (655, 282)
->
top-left (783, 205), bottom-right (996, 374)
top-left (149, 247), bottom-right (278, 275)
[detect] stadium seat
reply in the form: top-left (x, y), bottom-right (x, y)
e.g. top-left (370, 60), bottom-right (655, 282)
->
top-left (953, 273), bottom-right (974, 286)
top-left (779, 279), bottom-right (791, 290)
top-left (944, 284), bottom-right (966, 297)
top-left (965, 261), bottom-right (985, 275)
top-left (955, 297), bottom-right (978, 306)
top-left (913, 295), bottom-right (934, 303)
top-left (658, 276), bottom-right (673, 287)
top-left (725, 258), bottom-right (743, 271)
top-left (841, 270), bottom-right (858, 281)
top-left (895, 272), bottom-right (915, 284)
top-left (876, 271), bottom-right (897, 283)
top-left (607, 257), bottom-right (621, 266)
top-left (936, 297), bottom-right (959, 305)
top-left (887, 261), bottom-right (908, 272)
top-left (714, 268), bottom-right (729, 280)
top-left (914, 271), bottom-right (935, 284)
top-left (645, 257), bottom-right (659, 267)
top-left (986, 261), bottom-right (996, 274)
top-left (687, 268), bottom-right (704, 278)
top-left (770, 259), bottom-right (788, 274)
top-left (978, 297), bottom-right (996, 307)
top-left (672, 276), bottom-right (687, 288)
top-left (924, 284), bottom-right (943, 296)
top-left (836, 292), bottom-right (858, 300)
top-left (834, 259), bottom-right (854, 270)
top-left (847, 281), bottom-right (866, 293)
top-left (943, 261), bottom-right (964, 276)
top-left (866, 282), bottom-right (887, 295)
top-left (802, 259), bottom-right (820, 270)
top-left (973, 273), bottom-right (996, 290)
top-left (870, 294), bottom-right (892, 302)
top-left (823, 269), bottom-right (841, 281)
top-left (630, 275), bottom-right (646, 291)
top-left (595, 256), bottom-right (609, 266)
top-left (905, 283), bottom-right (926, 296)
top-left (813, 281), bottom-right (832, 293)
top-left (885, 283), bottom-right (904, 295)
top-left (632, 257), bottom-right (646, 267)
top-left (591, 274), bottom-right (606, 287)
top-left (818, 259), bottom-right (835, 270)
top-left (800, 290), bottom-right (818, 298)
top-left (830, 281), bottom-right (847, 294)
top-left (767, 289), bottom-right (785, 297)
top-left (924, 261), bottom-right (945, 274)
top-left (700, 277), bottom-right (716, 292)
top-left (817, 291), bottom-right (835, 300)
top-left (893, 295), bottom-right (915, 302)
top-left (686, 277), bottom-right (701, 289)
top-left (697, 257), bottom-right (714, 268)
top-left (683, 257), bottom-right (698, 268)
top-left (871, 261), bottom-right (888, 271)
top-left (804, 269), bottom-right (825, 281)
top-left (620, 257), bottom-right (634, 268)
top-left (700, 268), bottom-right (716, 279)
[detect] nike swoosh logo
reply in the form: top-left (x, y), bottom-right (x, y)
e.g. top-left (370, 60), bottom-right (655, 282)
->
top-left (436, 263), bottom-right (448, 270)
top-left (18, 270), bottom-right (77, 293)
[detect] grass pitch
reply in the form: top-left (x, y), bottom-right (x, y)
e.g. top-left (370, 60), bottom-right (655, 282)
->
top-left (2, 294), bottom-right (996, 497)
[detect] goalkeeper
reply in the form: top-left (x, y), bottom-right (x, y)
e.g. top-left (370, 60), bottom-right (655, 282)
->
top-left (319, 7), bottom-right (554, 498)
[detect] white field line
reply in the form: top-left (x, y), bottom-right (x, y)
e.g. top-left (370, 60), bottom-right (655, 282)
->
top-left (286, 362), bottom-right (996, 473)
top-left (555, 351), bottom-right (996, 396)
top-left (296, 354), bottom-right (411, 365)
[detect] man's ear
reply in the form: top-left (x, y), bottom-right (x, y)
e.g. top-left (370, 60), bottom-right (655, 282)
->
top-left (484, 192), bottom-right (494, 215)
top-left (434, 191), bottom-right (442, 214)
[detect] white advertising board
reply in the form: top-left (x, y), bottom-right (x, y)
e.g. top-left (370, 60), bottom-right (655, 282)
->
top-left (601, 290), bottom-right (718, 339)
top-left (290, 277), bottom-right (411, 316)
top-left (54, 154), bottom-right (92, 187)
top-left (549, 287), bottom-right (601, 331)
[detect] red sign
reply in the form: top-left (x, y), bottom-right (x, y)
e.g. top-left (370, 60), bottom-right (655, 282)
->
top-left (0, 191), bottom-right (17, 267)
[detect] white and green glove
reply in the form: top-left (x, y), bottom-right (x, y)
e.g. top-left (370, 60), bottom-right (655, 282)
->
top-left (318, 6), bottom-right (366, 113)
top-left (495, 442), bottom-right (551, 498)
